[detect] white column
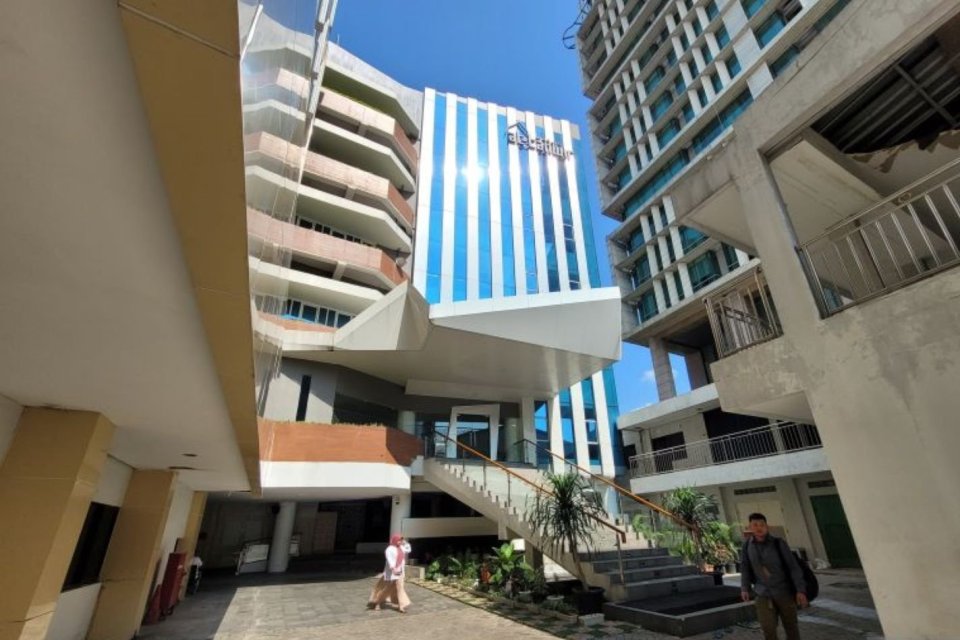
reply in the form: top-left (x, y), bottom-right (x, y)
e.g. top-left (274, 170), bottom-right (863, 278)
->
top-left (389, 493), bottom-right (412, 537)
top-left (412, 89), bottom-right (436, 292)
top-left (466, 97), bottom-right (480, 300)
top-left (569, 382), bottom-right (591, 470)
top-left (525, 111), bottom-right (549, 294)
top-left (397, 410), bottom-right (416, 436)
top-left (267, 501), bottom-right (296, 573)
top-left (440, 93), bottom-right (458, 303)
top-left (507, 107), bottom-right (526, 295)
top-left (488, 103), bottom-right (504, 296)
top-left (504, 417), bottom-right (522, 462)
top-left (548, 395), bottom-right (565, 473)
top-left (591, 372), bottom-right (616, 478)
top-left (678, 262), bottom-right (694, 297)
top-left (562, 120), bottom-right (590, 290)
top-left (521, 397), bottom-right (537, 463)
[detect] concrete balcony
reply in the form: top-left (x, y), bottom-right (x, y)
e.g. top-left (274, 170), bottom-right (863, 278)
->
top-left (629, 422), bottom-right (828, 495)
top-left (245, 132), bottom-right (415, 231)
top-left (247, 208), bottom-right (406, 291)
top-left (312, 119), bottom-right (416, 194)
top-left (249, 256), bottom-right (383, 319)
top-left (317, 88), bottom-right (419, 175)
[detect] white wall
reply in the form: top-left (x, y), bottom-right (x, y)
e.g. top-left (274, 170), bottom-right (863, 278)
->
top-left (45, 584), bottom-right (101, 640)
top-left (0, 394), bottom-right (23, 465)
top-left (92, 456), bottom-right (133, 507)
top-left (401, 516), bottom-right (497, 538)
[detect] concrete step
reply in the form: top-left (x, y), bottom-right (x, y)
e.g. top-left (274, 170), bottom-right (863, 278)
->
top-left (591, 554), bottom-right (685, 572)
top-left (619, 574), bottom-right (716, 601)
top-left (580, 547), bottom-right (672, 562)
top-left (601, 563), bottom-right (700, 584)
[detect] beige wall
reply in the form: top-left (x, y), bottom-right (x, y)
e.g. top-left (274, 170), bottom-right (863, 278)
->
top-left (0, 395), bottom-right (23, 466)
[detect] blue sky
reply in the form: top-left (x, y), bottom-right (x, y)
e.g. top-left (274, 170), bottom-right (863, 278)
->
top-left (331, 0), bottom-right (688, 412)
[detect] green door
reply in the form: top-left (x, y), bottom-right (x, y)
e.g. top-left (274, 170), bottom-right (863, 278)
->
top-left (810, 494), bottom-right (861, 568)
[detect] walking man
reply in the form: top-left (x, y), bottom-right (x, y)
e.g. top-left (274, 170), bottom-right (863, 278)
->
top-left (740, 513), bottom-right (808, 640)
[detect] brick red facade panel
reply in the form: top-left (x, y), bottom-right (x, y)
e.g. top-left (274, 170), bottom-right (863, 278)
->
top-left (259, 420), bottom-right (422, 466)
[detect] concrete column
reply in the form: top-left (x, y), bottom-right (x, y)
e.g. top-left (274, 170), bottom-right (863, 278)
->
top-left (397, 410), bottom-right (416, 436)
top-left (389, 493), bottom-right (411, 537)
top-left (591, 371), bottom-right (616, 478)
top-left (87, 470), bottom-right (176, 640)
top-left (0, 409), bottom-right (114, 640)
top-left (178, 492), bottom-right (207, 600)
top-left (548, 396), bottom-right (565, 473)
top-left (569, 383), bottom-right (591, 470)
top-left (684, 351), bottom-right (710, 389)
top-left (504, 417), bottom-right (522, 462)
top-left (520, 398), bottom-right (537, 464)
top-left (648, 337), bottom-right (677, 401)
top-left (267, 501), bottom-right (297, 573)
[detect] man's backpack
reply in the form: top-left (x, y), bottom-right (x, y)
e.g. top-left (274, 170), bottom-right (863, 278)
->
top-left (774, 539), bottom-right (819, 602)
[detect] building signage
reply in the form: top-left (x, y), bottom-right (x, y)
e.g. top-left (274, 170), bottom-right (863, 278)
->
top-left (506, 123), bottom-right (573, 160)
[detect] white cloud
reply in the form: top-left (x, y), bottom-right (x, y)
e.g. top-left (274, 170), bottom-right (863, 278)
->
top-left (641, 369), bottom-right (656, 384)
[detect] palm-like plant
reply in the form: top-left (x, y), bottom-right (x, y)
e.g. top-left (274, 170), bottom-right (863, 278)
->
top-left (661, 487), bottom-right (719, 569)
top-left (528, 471), bottom-right (607, 585)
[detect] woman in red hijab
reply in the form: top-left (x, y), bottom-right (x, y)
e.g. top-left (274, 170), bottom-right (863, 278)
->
top-left (367, 534), bottom-right (411, 612)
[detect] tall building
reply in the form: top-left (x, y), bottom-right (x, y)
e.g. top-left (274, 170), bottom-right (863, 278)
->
top-left (0, 2), bottom-right (628, 637)
top-left (573, 0), bottom-right (855, 574)
top-left (580, 0), bottom-right (960, 636)
top-left (199, 46), bottom-right (627, 573)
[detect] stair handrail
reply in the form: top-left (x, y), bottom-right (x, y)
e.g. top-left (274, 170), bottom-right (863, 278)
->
top-left (430, 428), bottom-right (628, 543)
top-left (513, 438), bottom-right (695, 533)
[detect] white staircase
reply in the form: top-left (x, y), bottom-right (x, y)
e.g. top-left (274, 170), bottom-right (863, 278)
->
top-left (423, 458), bottom-right (714, 602)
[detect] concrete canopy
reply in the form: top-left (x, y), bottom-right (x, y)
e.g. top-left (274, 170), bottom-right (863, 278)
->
top-left (283, 283), bottom-right (623, 402)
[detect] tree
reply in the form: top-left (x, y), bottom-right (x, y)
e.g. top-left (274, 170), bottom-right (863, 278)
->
top-left (528, 471), bottom-right (607, 585)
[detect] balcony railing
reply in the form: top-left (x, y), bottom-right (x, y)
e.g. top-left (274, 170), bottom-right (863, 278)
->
top-left (629, 422), bottom-right (822, 478)
top-left (704, 267), bottom-right (782, 358)
top-left (800, 158), bottom-right (960, 316)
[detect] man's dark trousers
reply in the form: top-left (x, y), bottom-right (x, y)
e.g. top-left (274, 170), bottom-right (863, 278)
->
top-left (755, 594), bottom-right (800, 640)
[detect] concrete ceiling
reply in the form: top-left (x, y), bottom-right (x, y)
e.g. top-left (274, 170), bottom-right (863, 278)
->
top-left (283, 284), bottom-right (623, 402)
top-left (0, 2), bottom-right (253, 491)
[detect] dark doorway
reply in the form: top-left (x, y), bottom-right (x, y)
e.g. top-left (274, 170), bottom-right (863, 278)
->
top-left (810, 494), bottom-right (861, 568)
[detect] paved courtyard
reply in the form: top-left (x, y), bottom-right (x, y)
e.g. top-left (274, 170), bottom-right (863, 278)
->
top-left (139, 569), bottom-right (883, 640)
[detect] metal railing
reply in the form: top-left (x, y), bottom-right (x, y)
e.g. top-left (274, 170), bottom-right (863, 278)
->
top-left (704, 267), bottom-right (782, 358)
top-left (428, 429), bottom-right (627, 585)
top-left (512, 438), bottom-right (695, 533)
top-left (629, 421), bottom-right (822, 478)
top-left (800, 158), bottom-right (960, 316)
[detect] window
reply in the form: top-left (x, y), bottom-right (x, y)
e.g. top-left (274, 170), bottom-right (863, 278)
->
top-left (627, 226), bottom-right (646, 253)
top-left (702, 45), bottom-right (713, 65)
top-left (282, 297), bottom-right (353, 328)
top-left (681, 101), bottom-right (695, 123)
top-left (742, 0), bottom-right (767, 19)
top-left (296, 374), bottom-right (311, 421)
top-left (674, 74), bottom-right (686, 94)
top-left (691, 18), bottom-right (703, 38)
top-left (606, 115), bottom-right (623, 138)
top-left (691, 88), bottom-right (754, 153)
top-left (616, 165), bottom-right (633, 190)
top-left (689, 251), bottom-right (722, 291)
top-left (715, 25), bottom-right (730, 48)
top-left (651, 91), bottom-right (674, 120)
top-left (660, 208), bottom-right (669, 228)
top-left (666, 237), bottom-right (677, 263)
top-left (705, 0), bottom-right (719, 20)
top-left (657, 118), bottom-right (681, 147)
top-left (332, 394), bottom-right (398, 426)
top-left (722, 243), bottom-right (741, 270)
top-left (295, 217), bottom-right (370, 246)
top-left (696, 85), bottom-right (708, 108)
top-left (673, 271), bottom-right (686, 301)
top-left (770, 46), bottom-right (799, 77)
top-left (680, 32), bottom-right (690, 51)
top-left (726, 52), bottom-right (742, 77)
top-left (645, 66), bottom-right (666, 93)
top-left (631, 256), bottom-right (652, 287)
top-left (629, 150), bottom-right (690, 212)
top-left (654, 243), bottom-right (665, 269)
top-left (755, 12), bottom-right (786, 47)
top-left (638, 290), bottom-right (659, 321)
top-left (711, 73), bottom-right (723, 93)
top-left (666, 48), bottom-right (678, 67)
top-left (612, 140), bottom-right (628, 163)
top-left (679, 225), bottom-right (708, 251)
top-left (63, 503), bottom-right (119, 591)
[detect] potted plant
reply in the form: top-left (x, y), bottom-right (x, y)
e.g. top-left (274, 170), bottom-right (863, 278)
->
top-left (662, 487), bottom-right (719, 570)
top-left (529, 471), bottom-right (609, 615)
top-left (701, 521), bottom-right (739, 585)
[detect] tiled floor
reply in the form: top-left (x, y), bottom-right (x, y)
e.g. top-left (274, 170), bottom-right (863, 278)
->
top-left (138, 568), bottom-right (883, 640)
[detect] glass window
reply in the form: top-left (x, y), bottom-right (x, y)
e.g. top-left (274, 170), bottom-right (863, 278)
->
top-left (627, 226), bottom-right (646, 253)
top-left (692, 18), bottom-right (703, 38)
top-left (638, 290), bottom-right (659, 322)
top-left (680, 32), bottom-right (690, 51)
top-left (673, 271), bottom-right (687, 301)
top-left (715, 25), bottom-right (730, 49)
top-left (722, 243), bottom-right (741, 270)
top-left (651, 91), bottom-right (674, 120)
top-left (674, 74), bottom-right (686, 94)
top-left (644, 66), bottom-right (666, 93)
top-left (770, 46), bottom-right (799, 77)
top-left (654, 243), bottom-right (665, 269)
top-left (666, 48), bottom-right (678, 67)
top-left (666, 237), bottom-right (677, 262)
top-left (711, 73), bottom-right (723, 93)
top-left (617, 165), bottom-right (633, 190)
top-left (689, 251), bottom-right (722, 291)
top-left (679, 225), bottom-right (708, 251)
top-left (706, 0), bottom-right (720, 20)
top-left (631, 256), bottom-right (652, 287)
top-left (302, 305), bottom-right (317, 322)
top-left (727, 53), bottom-right (742, 77)
top-left (613, 140), bottom-right (628, 163)
top-left (702, 45), bottom-right (713, 65)
top-left (696, 85), bottom-right (708, 107)
top-left (657, 118), bottom-right (681, 147)
top-left (742, 0), bottom-right (767, 19)
top-left (755, 12), bottom-right (786, 47)
top-left (681, 101), bottom-right (695, 123)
